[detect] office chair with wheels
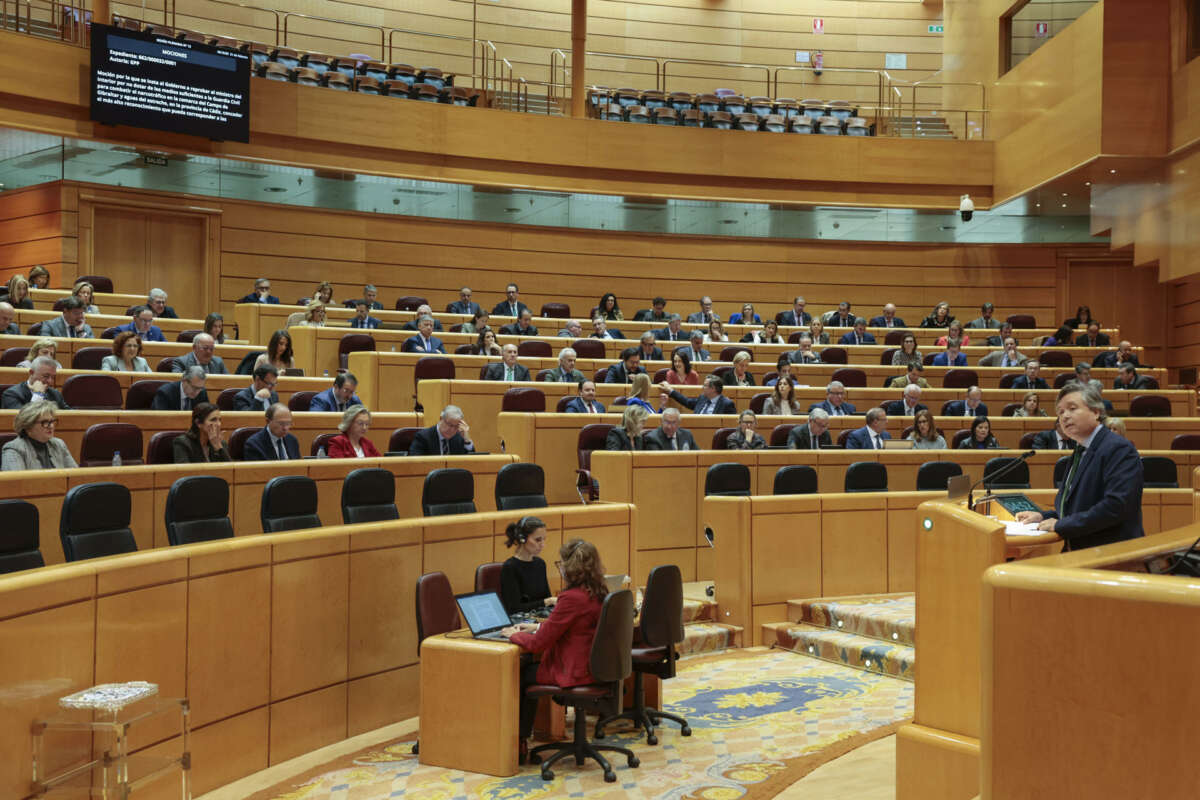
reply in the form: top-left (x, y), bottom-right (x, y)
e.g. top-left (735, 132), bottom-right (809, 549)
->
top-left (494, 463), bottom-right (547, 510)
top-left (916, 461), bottom-right (963, 491)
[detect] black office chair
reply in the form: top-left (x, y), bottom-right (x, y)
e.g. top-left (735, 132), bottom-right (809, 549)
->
top-left (916, 461), bottom-right (963, 491)
top-left (596, 564), bottom-right (692, 745)
top-left (1053, 454), bottom-right (1073, 488)
top-left (494, 463), bottom-right (548, 510)
top-left (0, 499), bottom-right (44, 574)
top-left (341, 468), bottom-right (400, 524)
top-left (527, 589), bottom-right (639, 782)
top-left (704, 463), bottom-right (751, 496)
top-left (421, 468), bottom-right (476, 516)
top-left (983, 457), bottom-right (1030, 489)
top-left (164, 476), bottom-right (234, 545)
top-left (844, 462), bottom-right (887, 493)
top-left (475, 561), bottom-right (503, 593)
top-left (59, 483), bottom-right (138, 562)
top-left (773, 465), bottom-right (817, 495)
top-left (260, 475), bottom-right (321, 533)
top-left (1141, 456), bottom-right (1179, 488)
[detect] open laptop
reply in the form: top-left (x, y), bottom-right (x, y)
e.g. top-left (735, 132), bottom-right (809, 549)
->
top-left (603, 574), bottom-right (628, 593)
top-left (454, 591), bottom-right (514, 641)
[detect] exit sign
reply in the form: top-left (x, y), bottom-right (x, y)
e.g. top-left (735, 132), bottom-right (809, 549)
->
top-left (928, 24), bottom-right (944, 33)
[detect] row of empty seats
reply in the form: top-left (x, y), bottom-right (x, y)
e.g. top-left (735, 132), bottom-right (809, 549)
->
top-left (588, 88), bottom-right (859, 120)
top-left (598, 104), bottom-right (872, 134)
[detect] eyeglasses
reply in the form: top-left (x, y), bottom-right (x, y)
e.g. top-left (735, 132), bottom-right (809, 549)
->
top-left (37, 418), bottom-right (56, 428)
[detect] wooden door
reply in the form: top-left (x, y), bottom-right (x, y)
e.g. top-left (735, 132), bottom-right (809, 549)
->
top-left (1066, 256), bottom-right (1167, 368)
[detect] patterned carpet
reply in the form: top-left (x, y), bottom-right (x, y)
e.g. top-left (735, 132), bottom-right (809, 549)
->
top-left (253, 649), bottom-right (913, 800)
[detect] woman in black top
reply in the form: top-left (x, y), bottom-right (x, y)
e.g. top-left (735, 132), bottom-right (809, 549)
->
top-left (173, 403), bottom-right (232, 463)
top-left (499, 516), bottom-right (553, 614)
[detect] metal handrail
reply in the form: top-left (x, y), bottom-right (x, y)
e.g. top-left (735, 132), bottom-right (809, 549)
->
top-left (168, 0), bottom-right (279, 45)
top-left (773, 65), bottom-right (894, 122)
top-left (558, 49), bottom-right (661, 91)
top-left (0, 0), bottom-right (90, 46)
top-left (661, 57), bottom-right (770, 94)
top-left (282, 11), bottom-right (384, 61)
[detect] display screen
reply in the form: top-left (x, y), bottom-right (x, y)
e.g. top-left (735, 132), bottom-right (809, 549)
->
top-left (991, 493), bottom-right (1040, 515)
top-left (90, 23), bottom-right (250, 142)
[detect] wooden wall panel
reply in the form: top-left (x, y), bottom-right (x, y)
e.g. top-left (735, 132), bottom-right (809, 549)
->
top-left (0, 184), bottom-right (73, 287)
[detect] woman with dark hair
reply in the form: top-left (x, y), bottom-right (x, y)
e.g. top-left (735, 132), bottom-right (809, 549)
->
top-left (744, 319), bottom-right (784, 344)
top-left (27, 265), bottom-right (50, 290)
top-left (908, 408), bottom-right (945, 449)
top-left (504, 538), bottom-right (608, 763)
top-left (499, 516), bottom-right (552, 614)
top-left (1042, 324), bottom-right (1075, 348)
top-left (891, 332), bottom-right (922, 366)
top-left (473, 328), bottom-right (502, 356)
top-left (172, 402), bottom-right (231, 463)
top-left (101, 331), bottom-right (151, 372)
top-left (958, 416), bottom-right (1000, 449)
top-left (920, 301), bottom-right (954, 328)
top-left (256, 330), bottom-right (295, 372)
top-left (763, 376), bottom-right (801, 415)
top-left (1064, 305), bottom-right (1093, 328)
top-left (461, 309), bottom-right (490, 334)
top-left (596, 292), bottom-right (623, 321)
top-left (204, 312), bottom-right (226, 344)
top-left (665, 349), bottom-right (699, 385)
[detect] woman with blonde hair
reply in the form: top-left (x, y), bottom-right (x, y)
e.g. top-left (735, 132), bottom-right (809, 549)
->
top-left (5, 275), bottom-right (32, 309)
top-left (2, 400), bottom-right (77, 470)
top-left (763, 376), bottom-right (801, 415)
top-left (17, 338), bottom-right (61, 370)
top-left (624, 373), bottom-right (657, 413)
top-left (72, 282), bottom-right (100, 314)
top-left (327, 405), bottom-right (382, 458)
top-left (314, 281), bottom-right (334, 305)
top-left (606, 404), bottom-right (648, 450)
top-left (935, 319), bottom-right (971, 347)
top-left (808, 318), bottom-right (830, 345)
top-left (722, 350), bottom-right (755, 387)
top-left (304, 301), bottom-right (327, 327)
top-left (1012, 391), bottom-right (1047, 417)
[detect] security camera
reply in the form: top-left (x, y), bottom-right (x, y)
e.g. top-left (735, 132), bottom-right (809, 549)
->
top-left (959, 194), bottom-right (974, 222)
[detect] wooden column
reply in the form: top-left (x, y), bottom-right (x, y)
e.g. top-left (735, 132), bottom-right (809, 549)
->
top-left (570, 0), bottom-right (586, 118)
top-left (93, 0), bottom-right (110, 25)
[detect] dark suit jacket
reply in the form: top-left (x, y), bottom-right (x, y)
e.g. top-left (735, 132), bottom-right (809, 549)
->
top-left (651, 327), bottom-right (687, 343)
top-left (868, 316), bottom-right (907, 328)
top-left (845, 426), bottom-right (892, 449)
top-left (401, 319), bottom-right (445, 331)
top-left (233, 386), bottom-right (279, 411)
top-left (638, 346), bottom-right (664, 361)
top-left (667, 389), bottom-right (736, 415)
top-left (3, 323), bottom-right (17, 335)
top-left (633, 309), bottom-right (669, 322)
top-left (499, 323), bottom-right (539, 336)
top-left (1, 383), bottom-right (69, 410)
top-left (605, 427), bottom-right (644, 450)
top-left (789, 350), bottom-right (822, 364)
top-left (643, 427), bottom-right (698, 451)
top-left (350, 317), bottom-right (381, 329)
top-left (941, 400), bottom-right (989, 418)
top-left (309, 388), bottom-right (363, 412)
top-left (546, 368), bottom-right (585, 384)
top-left (823, 312), bottom-right (855, 327)
top-left (725, 431), bottom-right (766, 450)
top-left (1043, 425), bottom-right (1143, 550)
top-left (1092, 352), bottom-right (1140, 369)
top-left (408, 425), bottom-right (473, 455)
top-left (778, 310), bottom-right (813, 327)
top-left (604, 363), bottom-right (645, 384)
top-left (115, 321), bottom-right (166, 342)
top-left (563, 397), bottom-right (606, 413)
top-left (1032, 429), bottom-right (1076, 451)
top-left (721, 371), bottom-right (756, 387)
top-left (788, 424), bottom-right (833, 450)
top-left (932, 352), bottom-right (968, 367)
top-left (243, 427), bottom-right (301, 461)
top-left (156, 306), bottom-right (179, 319)
top-left (1011, 376), bottom-right (1049, 390)
top-left (447, 301), bottom-right (482, 316)
top-left (172, 433), bottom-right (232, 464)
top-left (402, 335), bottom-right (445, 354)
top-left (238, 293), bottom-right (280, 304)
top-left (838, 331), bottom-right (877, 345)
top-left (807, 399), bottom-right (857, 416)
top-left (1113, 376), bottom-right (1154, 390)
top-left (884, 400), bottom-right (928, 417)
top-left (592, 328), bottom-right (625, 340)
top-left (482, 362), bottom-right (531, 381)
top-left (1075, 333), bottom-right (1111, 347)
top-left (492, 300), bottom-right (530, 317)
top-left (151, 381), bottom-right (209, 411)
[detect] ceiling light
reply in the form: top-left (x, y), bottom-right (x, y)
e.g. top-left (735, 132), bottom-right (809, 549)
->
top-left (1084, 181), bottom-right (1091, 186)
top-left (1110, 169), bottom-right (1117, 174)
top-left (1061, 192), bottom-right (1068, 197)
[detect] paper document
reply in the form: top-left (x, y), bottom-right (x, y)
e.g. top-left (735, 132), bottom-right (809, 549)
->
top-left (1002, 520), bottom-right (1043, 537)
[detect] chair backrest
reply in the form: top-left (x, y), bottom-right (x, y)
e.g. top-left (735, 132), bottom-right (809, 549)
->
top-left (415, 571), bottom-right (460, 650)
top-left (1018, 431), bottom-right (1038, 450)
top-left (260, 475), bottom-right (321, 532)
top-left (590, 589), bottom-right (635, 684)
top-left (475, 562), bottom-right (504, 594)
top-left (984, 457), bottom-right (1030, 489)
top-left (0, 499), bottom-right (44, 574)
top-left (156, 356), bottom-right (178, 372)
top-left (1007, 314), bottom-right (1036, 328)
top-left (62, 374), bottom-right (124, 410)
top-left (593, 367), bottom-right (609, 383)
top-left (235, 351), bottom-right (264, 375)
top-left (145, 430), bottom-right (184, 464)
top-left (1053, 454), bottom-right (1073, 488)
top-left (311, 432), bottom-right (338, 457)
top-left (836, 429), bottom-right (854, 448)
top-left (517, 340), bottom-right (552, 358)
top-left (1171, 433), bottom-right (1200, 450)
top-left (844, 462), bottom-right (887, 492)
top-left (950, 429), bottom-right (973, 449)
top-left (80, 422), bottom-right (144, 466)
top-left (748, 393), bottom-right (769, 414)
top-left (720, 345), bottom-right (751, 362)
top-left (998, 373), bottom-right (1019, 389)
top-left (1038, 349), bottom-right (1073, 367)
top-left (942, 369), bottom-right (978, 389)
top-left (165, 475), bottom-right (235, 546)
top-left (1141, 456), bottom-right (1179, 488)
top-left (769, 423), bottom-right (797, 446)
top-left (1129, 395), bottom-right (1171, 417)
top-left (71, 346), bottom-right (110, 371)
top-left (176, 329), bottom-right (201, 343)
top-left (338, 333), bottom-right (375, 368)
top-left (773, 464), bottom-right (817, 495)
top-left (413, 356), bottom-right (456, 384)
top-left (59, 482), bottom-right (137, 562)
top-left (494, 462), bottom-right (547, 510)
top-left (502, 387), bottom-right (546, 412)
top-left (288, 391), bottom-right (317, 411)
top-left (77, 274), bottom-right (114, 293)
top-left (341, 467), bottom-right (400, 524)
top-left (216, 387), bottom-right (240, 411)
top-left (540, 302), bottom-right (570, 318)
top-left (1001, 403), bottom-right (1021, 417)
top-left (830, 367), bottom-right (866, 387)
top-left (126, 379), bottom-right (168, 409)
top-left (820, 347), bottom-right (848, 364)
top-left (916, 461), bottom-right (963, 491)
top-left (571, 339), bottom-right (605, 359)
top-left (27, 322), bottom-right (42, 336)
top-left (577, 424), bottom-right (614, 471)
top-left (1, 347), bottom-right (26, 367)
top-left (382, 426), bottom-right (417, 453)
top-left (639, 564), bottom-right (684, 652)
top-left (880, 348), bottom-right (898, 365)
top-left (704, 462), bottom-right (751, 496)
top-left (394, 296), bottom-right (427, 311)
top-left (422, 468), bottom-right (476, 516)
top-left (884, 329), bottom-right (911, 345)
top-left (710, 427), bottom-right (736, 450)
top-left (227, 426), bottom-right (257, 461)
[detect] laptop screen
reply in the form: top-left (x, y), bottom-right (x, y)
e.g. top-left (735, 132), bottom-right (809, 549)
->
top-left (456, 592), bottom-right (511, 634)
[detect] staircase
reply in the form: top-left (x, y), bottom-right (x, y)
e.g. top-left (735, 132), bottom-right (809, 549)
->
top-left (680, 582), bottom-right (743, 657)
top-left (490, 91), bottom-right (564, 116)
top-left (889, 115), bottom-right (955, 139)
top-left (762, 593), bottom-right (915, 681)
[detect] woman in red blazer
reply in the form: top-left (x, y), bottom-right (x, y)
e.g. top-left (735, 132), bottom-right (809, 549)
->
top-left (504, 538), bottom-right (607, 761)
top-left (326, 405), bottom-right (382, 458)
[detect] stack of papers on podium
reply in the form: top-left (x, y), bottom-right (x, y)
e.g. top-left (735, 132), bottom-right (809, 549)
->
top-left (1002, 520), bottom-right (1043, 536)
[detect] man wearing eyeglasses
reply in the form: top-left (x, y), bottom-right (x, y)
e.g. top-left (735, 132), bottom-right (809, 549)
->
top-left (1, 357), bottom-right (70, 409)
top-left (238, 278), bottom-right (280, 304)
top-left (152, 366), bottom-right (209, 411)
top-left (234, 365), bottom-right (280, 411)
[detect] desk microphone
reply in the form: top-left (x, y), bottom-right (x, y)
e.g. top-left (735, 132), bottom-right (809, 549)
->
top-left (966, 450), bottom-right (1036, 510)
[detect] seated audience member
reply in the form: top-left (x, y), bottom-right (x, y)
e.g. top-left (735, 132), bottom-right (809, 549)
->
top-left (764, 376), bottom-right (802, 415)
top-left (244, 403), bottom-right (301, 461)
top-left (1012, 391), bottom-right (1047, 417)
top-left (809, 380), bottom-right (856, 416)
top-left (679, 330), bottom-right (710, 363)
top-left (0, 301), bottom-right (17, 335)
top-left (102, 331), bottom-right (151, 372)
top-left (932, 338), bottom-right (967, 367)
top-left (666, 349), bottom-right (700, 385)
top-left (173, 402), bottom-right (231, 463)
top-left (1113, 363), bottom-right (1154, 390)
top-left (725, 410), bottom-right (766, 450)
top-left (152, 366), bottom-right (208, 411)
top-left (766, 355), bottom-right (793, 387)
top-left (596, 292), bottom-right (623, 321)
top-left (499, 516), bottom-right (553, 615)
top-left (742, 320), bottom-right (784, 344)
top-left (234, 365), bottom-right (279, 411)
top-left (1011, 360), bottom-right (1049, 390)
top-left (661, 375), bottom-right (737, 415)
top-left (1073, 362), bottom-right (1106, 395)
top-left (1032, 418), bottom-right (1076, 450)
top-left (846, 408), bottom-right (891, 449)
top-left (943, 385), bottom-right (989, 418)
top-left (838, 317), bottom-right (876, 345)
top-left (686, 296), bottom-right (719, 324)
top-left (239, 278), bottom-right (280, 304)
top-left (808, 318), bottom-right (831, 344)
top-left (978, 336), bottom-right (1028, 367)
top-left (410, 404), bottom-right (475, 455)
top-left (779, 297), bottom-right (812, 327)
top-left (303, 302), bottom-right (327, 327)
top-left (633, 296), bottom-right (669, 322)
top-left (6, 275), bottom-right (33, 309)
top-left (886, 384), bottom-right (927, 417)
top-left (448, 287), bottom-right (482, 316)
top-left (564, 380), bottom-right (605, 414)
top-left (41, 296), bottom-right (92, 338)
top-left (474, 328), bottom-right (502, 356)
top-left (3, 357), bottom-right (69, 410)
top-left (484, 344), bottom-right (531, 381)
top-left (909, 408), bottom-right (946, 449)
top-left (350, 299), bottom-right (381, 329)
top-left (722, 351), bottom-right (755, 387)
top-left (637, 331), bottom-right (663, 362)
top-left (1063, 305), bottom-right (1094, 329)
top-left (115, 305), bottom-right (166, 343)
top-left (558, 319), bottom-right (583, 338)
top-left (204, 313), bottom-right (226, 344)
top-left (958, 416), bottom-right (1000, 449)
top-left (401, 305), bottom-right (445, 332)
top-left (868, 303), bottom-right (906, 328)
top-left (920, 301), bottom-right (955, 329)
top-left (624, 374), bottom-right (658, 413)
top-left (885, 361), bottom-right (930, 389)
top-left (652, 314), bottom-right (686, 343)
top-left (1092, 340), bottom-right (1140, 369)
top-left (1042, 324), bottom-right (1075, 347)
top-left (72, 282), bottom-right (99, 314)
top-left (891, 333), bottom-right (922, 366)
top-left (1075, 321), bottom-right (1110, 348)
top-left (402, 316), bottom-right (446, 354)
top-left (313, 281), bottom-right (334, 306)
top-left (1104, 416), bottom-right (1128, 438)
top-left (27, 265), bottom-right (50, 290)
top-left (788, 407), bottom-right (833, 450)
top-left (310, 372), bottom-right (362, 412)
top-left (361, 285), bottom-right (383, 311)
top-left (605, 347), bottom-right (644, 384)
top-left (172, 333), bottom-right (228, 375)
top-left (546, 347), bottom-right (585, 383)
top-left (728, 303), bottom-right (761, 325)
top-left (822, 302), bottom-right (854, 328)
top-left (644, 407), bottom-right (698, 451)
top-left (984, 321), bottom-right (1014, 348)
top-left (327, 405), bottom-right (381, 458)
top-left (606, 404), bottom-right (649, 450)
top-left (591, 317), bottom-right (622, 340)
top-left (16, 339), bottom-right (60, 370)
top-left (147, 288), bottom-right (178, 319)
top-left (935, 320), bottom-right (970, 347)
top-left (789, 333), bottom-right (822, 364)
top-left (462, 310), bottom-right (491, 335)
top-left (493, 283), bottom-right (529, 318)
top-left (1, 400), bottom-right (76, 470)
top-left (965, 302), bottom-right (1001, 329)
top-left (255, 330), bottom-right (295, 373)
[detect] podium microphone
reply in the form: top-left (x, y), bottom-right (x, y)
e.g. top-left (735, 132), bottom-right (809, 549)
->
top-left (967, 450), bottom-right (1036, 509)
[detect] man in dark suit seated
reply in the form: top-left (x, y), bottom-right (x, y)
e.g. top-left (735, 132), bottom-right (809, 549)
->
top-left (984, 321), bottom-right (1014, 348)
top-left (808, 380), bottom-right (857, 416)
top-left (361, 285), bottom-right (384, 311)
top-left (604, 348), bottom-right (644, 383)
top-left (558, 319), bottom-right (584, 338)
top-left (309, 373), bottom-right (362, 412)
top-left (932, 338), bottom-right (967, 367)
top-left (1031, 419), bottom-right (1076, 450)
top-left (40, 296), bottom-right (93, 338)
top-left (233, 365), bottom-right (280, 412)
top-left (868, 303), bottom-right (906, 328)
top-left (243, 403), bottom-right (301, 461)
top-left (349, 299), bottom-right (381, 329)
top-left (885, 384), bottom-right (927, 417)
top-left (447, 287), bottom-right (482, 316)
top-left (652, 315), bottom-right (686, 344)
top-left (591, 317), bottom-right (623, 340)
top-left (1, 357), bottom-right (70, 409)
top-left (0, 301), bottom-right (17, 335)
top-left (788, 333), bottom-right (822, 364)
top-left (965, 302), bottom-right (1002, 330)
top-left (401, 305), bottom-right (445, 332)
top-left (637, 331), bottom-right (663, 362)
top-left (633, 297), bottom-right (669, 322)
top-left (171, 334), bottom-right (228, 375)
top-left (788, 408), bottom-right (833, 450)
top-left (482, 344), bottom-right (531, 381)
top-left (941, 386), bottom-right (988, 418)
top-left (115, 306), bottom-right (166, 343)
top-left (838, 318), bottom-right (877, 345)
top-left (685, 296), bottom-right (718, 324)
top-left (885, 362), bottom-right (930, 389)
top-left (1074, 321), bottom-right (1110, 348)
top-left (1092, 340), bottom-right (1140, 369)
top-left (643, 407), bottom-right (698, 450)
top-left (238, 278), bottom-right (280, 304)
top-left (563, 380), bottom-right (605, 413)
top-left (546, 347), bottom-right (585, 383)
top-left (1113, 362), bottom-right (1154, 390)
top-left (822, 302), bottom-right (854, 328)
top-left (151, 366), bottom-right (208, 411)
top-left (499, 309), bottom-right (539, 337)
top-left (146, 288), bottom-right (178, 319)
top-left (677, 330), bottom-right (710, 362)
top-left (401, 316), bottom-right (446, 354)
top-left (1016, 383), bottom-right (1143, 550)
top-left (492, 283), bottom-right (530, 318)
top-left (778, 296), bottom-right (812, 327)
top-left (1011, 360), bottom-right (1049, 390)
top-left (660, 375), bottom-right (737, 415)
top-left (409, 404), bottom-right (475, 455)
top-left (845, 408), bottom-right (891, 449)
